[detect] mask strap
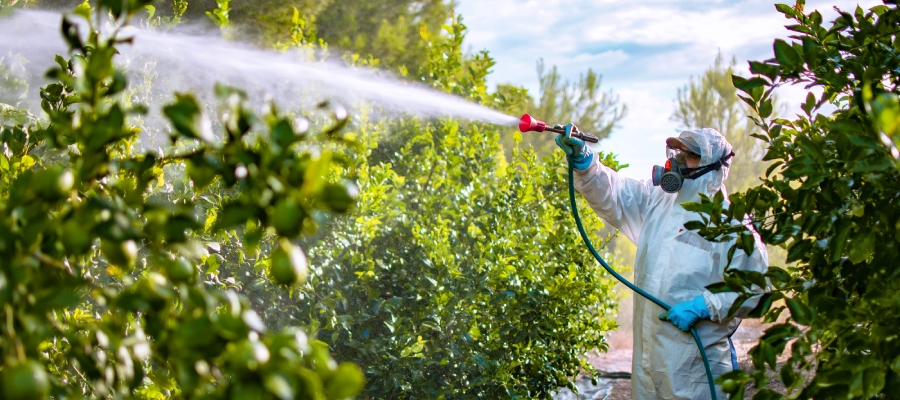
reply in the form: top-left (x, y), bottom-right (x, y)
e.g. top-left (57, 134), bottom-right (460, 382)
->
top-left (681, 151), bottom-right (735, 179)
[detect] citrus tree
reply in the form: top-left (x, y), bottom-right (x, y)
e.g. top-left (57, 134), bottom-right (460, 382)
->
top-left (0, 1), bottom-right (364, 398)
top-left (205, 14), bottom-right (623, 399)
top-left (279, 18), bottom-right (622, 399)
top-left (685, 1), bottom-right (900, 398)
top-left (298, 120), bottom-right (622, 399)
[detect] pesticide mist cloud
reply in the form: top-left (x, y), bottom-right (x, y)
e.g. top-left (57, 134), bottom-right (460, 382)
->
top-left (0, 10), bottom-right (519, 128)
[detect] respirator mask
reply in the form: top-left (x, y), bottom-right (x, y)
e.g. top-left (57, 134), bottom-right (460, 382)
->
top-left (651, 145), bottom-right (734, 193)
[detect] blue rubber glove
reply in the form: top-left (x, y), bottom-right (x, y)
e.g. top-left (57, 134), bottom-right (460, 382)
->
top-left (554, 123), bottom-right (593, 170)
top-left (658, 295), bottom-right (711, 332)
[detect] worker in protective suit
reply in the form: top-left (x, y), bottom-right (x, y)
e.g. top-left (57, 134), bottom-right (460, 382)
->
top-left (556, 125), bottom-right (768, 399)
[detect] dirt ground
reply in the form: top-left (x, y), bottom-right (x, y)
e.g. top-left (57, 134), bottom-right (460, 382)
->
top-left (555, 288), bottom-right (789, 399)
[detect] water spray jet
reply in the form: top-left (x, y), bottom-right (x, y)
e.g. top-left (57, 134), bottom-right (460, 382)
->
top-left (0, 10), bottom-right (521, 128)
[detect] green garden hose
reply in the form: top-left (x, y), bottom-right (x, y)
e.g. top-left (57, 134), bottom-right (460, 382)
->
top-left (566, 162), bottom-right (718, 400)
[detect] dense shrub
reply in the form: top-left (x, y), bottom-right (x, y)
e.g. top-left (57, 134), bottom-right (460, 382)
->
top-left (688, 2), bottom-right (900, 398)
top-left (298, 116), bottom-right (621, 398)
top-left (0, 2), bottom-right (363, 398)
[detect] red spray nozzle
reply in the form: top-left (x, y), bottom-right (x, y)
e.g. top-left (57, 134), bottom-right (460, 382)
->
top-left (519, 114), bottom-right (548, 133)
top-left (517, 113), bottom-right (600, 143)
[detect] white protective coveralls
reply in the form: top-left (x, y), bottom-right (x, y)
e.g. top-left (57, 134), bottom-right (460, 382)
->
top-left (574, 128), bottom-right (768, 399)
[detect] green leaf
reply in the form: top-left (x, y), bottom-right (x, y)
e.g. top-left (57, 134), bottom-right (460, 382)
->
top-left (162, 94), bottom-right (214, 142)
top-left (74, 0), bottom-right (92, 19)
top-left (847, 232), bottom-right (875, 263)
top-left (748, 61), bottom-right (778, 80)
top-left (787, 239), bottom-right (811, 263)
top-left (683, 220), bottom-right (706, 231)
top-left (101, 0), bottom-right (124, 18)
top-left (773, 39), bottom-right (803, 69)
top-left (765, 161), bottom-right (783, 177)
top-left (269, 119), bottom-right (297, 149)
top-left (206, 254), bottom-right (222, 274)
top-left (300, 150), bottom-right (332, 198)
top-left (871, 5), bottom-right (890, 16)
top-left (740, 231), bottom-right (756, 255)
top-left (801, 92), bottom-right (816, 116)
top-left (862, 367), bottom-right (886, 397)
top-left (765, 267), bottom-right (791, 286)
top-left (731, 75), bottom-right (769, 96)
top-left (775, 4), bottom-right (798, 18)
top-left (186, 155), bottom-right (218, 191)
top-left (107, 71), bottom-right (127, 96)
top-left (212, 203), bottom-right (256, 231)
top-left (785, 298), bottom-right (813, 325)
top-left (748, 292), bottom-right (779, 318)
top-left (759, 99), bottom-right (774, 118)
top-left (61, 16), bottom-right (83, 51)
top-left (705, 281), bottom-right (735, 294)
top-left (325, 363), bottom-right (365, 399)
top-left (871, 92), bottom-right (900, 137)
top-left (848, 156), bottom-right (892, 173)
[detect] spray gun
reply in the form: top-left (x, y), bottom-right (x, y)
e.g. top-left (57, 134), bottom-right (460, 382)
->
top-left (517, 114), bottom-right (599, 143)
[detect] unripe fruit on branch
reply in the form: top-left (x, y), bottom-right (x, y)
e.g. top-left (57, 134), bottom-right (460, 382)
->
top-left (268, 239), bottom-right (308, 287)
top-left (1, 359), bottom-right (50, 400)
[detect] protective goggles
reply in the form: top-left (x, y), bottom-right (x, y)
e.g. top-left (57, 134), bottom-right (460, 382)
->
top-left (665, 145), bottom-right (701, 170)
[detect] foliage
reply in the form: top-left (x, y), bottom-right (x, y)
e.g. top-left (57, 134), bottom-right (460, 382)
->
top-left (419, 15), bottom-right (495, 104)
top-left (531, 60), bottom-right (627, 148)
top-left (297, 119), bottom-right (620, 399)
top-left (0, 2), bottom-right (364, 399)
top-left (230, 16), bottom-right (623, 399)
top-left (313, 0), bottom-right (451, 78)
top-left (684, 2), bottom-right (900, 398)
top-left (205, 0), bottom-right (230, 32)
top-left (0, 0), bottom-right (33, 10)
top-left (4, 1), bottom-right (624, 399)
top-left (136, 0), bottom-right (451, 77)
top-left (672, 52), bottom-right (777, 194)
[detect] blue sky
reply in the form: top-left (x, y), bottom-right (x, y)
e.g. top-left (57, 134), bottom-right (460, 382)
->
top-left (456, 0), bottom-right (883, 178)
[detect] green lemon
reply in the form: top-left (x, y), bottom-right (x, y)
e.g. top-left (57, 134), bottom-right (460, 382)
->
top-left (61, 219), bottom-right (93, 255)
top-left (267, 240), bottom-right (308, 286)
top-left (325, 362), bottom-right (365, 399)
top-left (134, 273), bottom-right (175, 310)
top-left (322, 180), bottom-right (359, 213)
top-left (33, 167), bottom-right (74, 200)
top-left (754, 199), bottom-right (769, 210)
top-left (309, 341), bottom-right (337, 379)
top-left (186, 160), bottom-right (217, 190)
top-left (232, 340), bottom-right (270, 373)
top-left (1, 359), bottom-right (50, 400)
top-left (230, 382), bottom-right (266, 399)
top-left (101, 239), bottom-right (138, 268)
top-left (165, 257), bottom-right (197, 284)
top-left (270, 197), bottom-right (305, 237)
top-left (721, 379), bottom-right (738, 393)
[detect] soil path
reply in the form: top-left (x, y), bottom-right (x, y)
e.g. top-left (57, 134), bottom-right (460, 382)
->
top-left (554, 322), bottom-right (778, 399)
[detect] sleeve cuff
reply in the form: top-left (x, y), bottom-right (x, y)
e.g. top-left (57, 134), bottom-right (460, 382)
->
top-left (571, 151), bottom-right (595, 171)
